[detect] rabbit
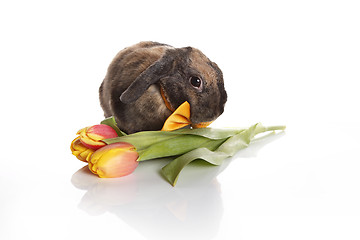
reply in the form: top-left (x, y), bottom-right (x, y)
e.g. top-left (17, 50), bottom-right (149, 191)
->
top-left (99, 41), bottom-right (227, 134)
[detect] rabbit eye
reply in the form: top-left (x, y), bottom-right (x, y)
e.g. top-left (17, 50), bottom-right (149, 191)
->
top-left (189, 76), bottom-right (203, 90)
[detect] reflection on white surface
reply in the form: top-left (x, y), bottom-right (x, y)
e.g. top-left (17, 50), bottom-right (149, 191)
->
top-left (72, 162), bottom-right (224, 240)
top-left (71, 132), bottom-right (284, 240)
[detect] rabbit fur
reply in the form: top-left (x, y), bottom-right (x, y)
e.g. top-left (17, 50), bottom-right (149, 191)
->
top-left (99, 41), bottom-right (227, 134)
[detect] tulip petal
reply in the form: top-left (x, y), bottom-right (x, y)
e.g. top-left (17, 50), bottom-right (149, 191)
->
top-left (100, 116), bottom-right (127, 137)
top-left (80, 137), bottom-right (106, 150)
top-left (192, 121), bottom-right (213, 129)
top-left (77, 127), bottom-right (106, 150)
top-left (77, 125), bottom-right (118, 150)
top-left (97, 150), bottom-right (139, 178)
top-left (86, 132), bottom-right (104, 141)
top-left (87, 124), bottom-right (118, 140)
top-left (162, 101), bottom-right (191, 131)
top-left (88, 142), bottom-right (139, 178)
top-left (70, 137), bottom-right (94, 162)
top-left (76, 127), bottom-right (88, 135)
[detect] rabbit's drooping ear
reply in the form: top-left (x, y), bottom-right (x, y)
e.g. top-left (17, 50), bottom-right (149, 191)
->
top-left (120, 51), bottom-right (175, 103)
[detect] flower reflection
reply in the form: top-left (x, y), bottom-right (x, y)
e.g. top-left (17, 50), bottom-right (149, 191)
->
top-left (71, 158), bottom-right (226, 240)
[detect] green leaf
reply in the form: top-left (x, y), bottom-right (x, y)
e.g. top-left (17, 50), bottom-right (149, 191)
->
top-left (161, 123), bottom-right (285, 186)
top-left (253, 123), bottom-right (286, 135)
top-left (102, 127), bottom-right (243, 151)
top-left (138, 135), bottom-right (213, 161)
top-left (103, 131), bottom-right (178, 151)
top-left (162, 148), bottom-right (229, 186)
top-left (215, 123), bottom-right (258, 156)
top-left (168, 127), bottom-right (245, 139)
top-left (100, 117), bottom-right (127, 137)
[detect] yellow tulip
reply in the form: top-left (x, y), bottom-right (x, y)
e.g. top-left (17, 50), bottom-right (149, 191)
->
top-left (70, 137), bottom-right (95, 162)
top-left (88, 142), bottom-right (139, 178)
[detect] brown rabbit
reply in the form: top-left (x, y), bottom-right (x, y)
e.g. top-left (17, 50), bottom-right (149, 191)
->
top-left (99, 41), bottom-right (227, 134)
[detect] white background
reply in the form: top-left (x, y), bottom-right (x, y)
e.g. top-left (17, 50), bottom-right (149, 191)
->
top-left (1, 0), bottom-right (359, 239)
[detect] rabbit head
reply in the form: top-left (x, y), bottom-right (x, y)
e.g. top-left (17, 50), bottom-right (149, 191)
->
top-left (120, 45), bottom-right (227, 127)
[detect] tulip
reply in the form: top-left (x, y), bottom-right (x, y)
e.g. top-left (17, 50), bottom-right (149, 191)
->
top-left (162, 101), bottom-right (191, 131)
top-left (77, 124), bottom-right (118, 150)
top-left (88, 142), bottom-right (139, 178)
top-left (161, 101), bottom-right (214, 131)
top-left (70, 137), bottom-right (95, 162)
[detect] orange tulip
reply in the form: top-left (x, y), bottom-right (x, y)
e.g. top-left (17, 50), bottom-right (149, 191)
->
top-left (161, 101), bottom-right (213, 131)
top-left (77, 124), bottom-right (118, 150)
top-left (88, 142), bottom-right (139, 178)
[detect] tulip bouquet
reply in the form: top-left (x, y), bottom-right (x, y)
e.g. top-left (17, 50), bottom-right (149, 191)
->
top-left (71, 112), bottom-right (285, 186)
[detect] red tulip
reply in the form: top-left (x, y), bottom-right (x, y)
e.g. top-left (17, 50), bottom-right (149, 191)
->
top-left (77, 124), bottom-right (118, 150)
